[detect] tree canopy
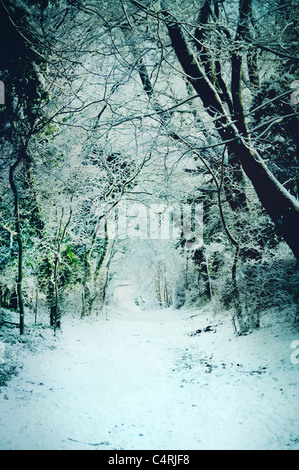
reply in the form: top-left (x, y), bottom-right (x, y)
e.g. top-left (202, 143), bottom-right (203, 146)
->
top-left (0, 0), bottom-right (298, 335)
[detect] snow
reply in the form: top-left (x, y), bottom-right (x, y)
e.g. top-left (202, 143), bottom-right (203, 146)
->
top-left (0, 306), bottom-right (299, 450)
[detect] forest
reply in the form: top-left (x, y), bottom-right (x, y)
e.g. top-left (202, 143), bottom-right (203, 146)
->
top-left (0, 0), bottom-right (299, 451)
top-left (0, 0), bottom-right (298, 334)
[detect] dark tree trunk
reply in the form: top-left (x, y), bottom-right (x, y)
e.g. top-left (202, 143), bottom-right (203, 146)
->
top-left (161, 2), bottom-right (299, 262)
top-left (9, 159), bottom-right (25, 334)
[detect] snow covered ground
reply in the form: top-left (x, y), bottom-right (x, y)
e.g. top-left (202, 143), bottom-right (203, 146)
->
top-left (0, 305), bottom-right (299, 450)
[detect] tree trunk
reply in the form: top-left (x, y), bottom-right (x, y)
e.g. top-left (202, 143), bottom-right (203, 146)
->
top-left (81, 221), bottom-right (109, 317)
top-left (81, 248), bottom-right (92, 318)
top-left (98, 237), bottom-right (115, 311)
top-left (50, 205), bottom-right (72, 331)
top-left (52, 253), bottom-right (60, 333)
top-left (9, 160), bottom-right (25, 335)
top-left (161, 3), bottom-right (299, 262)
top-left (48, 281), bottom-right (57, 328)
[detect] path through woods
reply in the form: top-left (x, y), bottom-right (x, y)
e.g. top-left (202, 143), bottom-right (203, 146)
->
top-left (0, 308), bottom-right (299, 450)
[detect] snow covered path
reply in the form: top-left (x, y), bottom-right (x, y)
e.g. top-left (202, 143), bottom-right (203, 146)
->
top-left (0, 308), bottom-right (299, 450)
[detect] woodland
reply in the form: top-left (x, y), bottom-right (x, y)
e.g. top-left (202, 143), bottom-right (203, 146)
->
top-left (0, 0), bottom-right (299, 336)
